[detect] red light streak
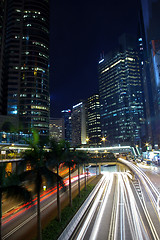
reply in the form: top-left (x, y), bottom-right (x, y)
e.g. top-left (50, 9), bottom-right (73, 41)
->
top-left (2, 172), bottom-right (89, 225)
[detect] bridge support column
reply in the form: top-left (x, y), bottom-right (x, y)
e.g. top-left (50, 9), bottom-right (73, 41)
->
top-left (99, 164), bottom-right (101, 175)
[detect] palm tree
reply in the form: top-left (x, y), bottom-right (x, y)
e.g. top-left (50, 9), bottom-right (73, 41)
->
top-left (0, 162), bottom-right (32, 240)
top-left (20, 130), bottom-right (66, 240)
top-left (75, 150), bottom-right (90, 194)
top-left (47, 139), bottom-right (66, 222)
top-left (63, 141), bottom-right (75, 207)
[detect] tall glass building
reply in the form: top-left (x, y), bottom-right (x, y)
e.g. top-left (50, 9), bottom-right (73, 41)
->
top-left (138, 0), bottom-right (160, 146)
top-left (0, 0), bottom-right (5, 114)
top-left (98, 34), bottom-right (145, 146)
top-left (150, 40), bottom-right (160, 145)
top-left (71, 102), bottom-right (87, 147)
top-left (0, 0), bottom-right (50, 136)
top-left (61, 109), bottom-right (72, 143)
top-left (87, 94), bottom-right (101, 145)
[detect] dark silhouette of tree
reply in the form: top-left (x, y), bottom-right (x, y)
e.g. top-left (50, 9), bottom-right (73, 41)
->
top-left (62, 141), bottom-right (75, 207)
top-left (20, 130), bottom-right (65, 240)
top-left (74, 150), bottom-right (90, 196)
top-left (47, 139), bottom-right (66, 222)
top-left (1, 121), bottom-right (15, 133)
top-left (0, 163), bottom-right (32, 240)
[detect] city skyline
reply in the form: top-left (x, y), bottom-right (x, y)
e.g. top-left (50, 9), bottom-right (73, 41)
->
top-left (0, 0), bottom-right (50, 136)
top-left (0, 0), bottom-right (159, 146)
top-left (50, 0), bottom-right (140, 117)
top-left (0, 1), bottom-right (160, 239)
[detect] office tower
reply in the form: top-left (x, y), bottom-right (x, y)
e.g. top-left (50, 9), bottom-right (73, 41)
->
top-left (139, 0), bottom-right (160, 146)
top-left (137, 9), bottom-right (154, 145)
top-left (0, 0), bottom-right (5, 114)
top-left (150, 40), bottom-right (160, 145)
top-left (98, 34), bottom-right (145, 146)
top-left (61, 109), bottom-right (72, 143)
top-left (87, 94), bottom-right (101, 145)
top-left (71, 102), bottom-right (87, 147)
top-left (49, 118), bottom-right (65, 142)
top-left (0, 0), bottom-right (50, 136)
top-left (140, 0), bottom-right (160, 43)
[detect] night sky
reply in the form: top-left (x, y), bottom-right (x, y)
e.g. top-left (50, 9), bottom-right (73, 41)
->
top-left (49, 0), bottom-right (140, 118)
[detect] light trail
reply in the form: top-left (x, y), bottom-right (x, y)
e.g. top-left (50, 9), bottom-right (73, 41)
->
top-left (131, 179), bottom-right (159, 240)
top-left (119, 158), bottom-right (160, 218)
top-left (119, 174), bottom-right (125, 240)
top-left (2, 174), bottom-right (87, 240)
top-left (122, 174), bottom-right (147, 240)
top-left (107, 174), bottom-right (119, 240)
top-left (89, 173), bottom-right (114, 240)
top-left (80, 172), bottom-right (159, 240)
top-left (119, 174), bottom-right (135, 239)
top-left (3, 163), bottom-right (160, 240)
top-left (2, 173), bottom-right (87, 225)
top-left (76, 174), bottom-right (111, 240)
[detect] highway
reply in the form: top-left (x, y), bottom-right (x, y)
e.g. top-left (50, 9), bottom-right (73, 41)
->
top-left (118, 158), bottom-right (160, 220)
top-left (2, 161), bottom-right (160, 240)
top-left (72, 172), bottom-right (160, 240)
top-left (1, 174), bottom-right (87, 240)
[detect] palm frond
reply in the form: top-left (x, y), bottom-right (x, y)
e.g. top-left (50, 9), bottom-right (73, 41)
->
top-left (4, 172), bottom-right (21, 187)
top-left (0, 163), bottom-right (7, 185)
top-left (40, 166), bottom-right (67, 192)
top-left (2, 185), bottom-right (32, 203)
top-left (19, 170), bottom-right (36, 182)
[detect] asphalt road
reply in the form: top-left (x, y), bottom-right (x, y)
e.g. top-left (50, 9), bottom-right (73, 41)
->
top-left (2, 173), bottom-right (88, 240)
top-left (2, 161), bottom-right (160, 240)
top-left (73, 171), bottom-right (160, 240)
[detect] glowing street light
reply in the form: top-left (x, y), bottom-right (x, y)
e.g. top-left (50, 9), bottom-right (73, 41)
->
top-left (86, 137), bottom-right (89, 145)
top-left (86, 137), bottom-right (89, 142)
top-left (101, 137), bottom-right (106, 147)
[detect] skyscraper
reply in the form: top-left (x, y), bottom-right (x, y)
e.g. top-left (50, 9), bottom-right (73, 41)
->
top-left (0, 0), bottom-right (50, 136)
top-left (0, 0), bottom-right (5, 114)
top-left (49, 118), bottom-right (65, 142)
top-left (87, 94), bottom-right (101, 145)
top-left (61, 109), bottom-right (72, 143)
top-left (139, 0), bottom-right (160, 146)
top-left (150, 40), bottom-right (160, 145)
top-left (71, 102), bottom-right (87, 147)
top-left (98, 34), bottom-right (145, 146)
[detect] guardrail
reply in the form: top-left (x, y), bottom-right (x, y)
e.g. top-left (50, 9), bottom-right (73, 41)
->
top-left (58, 176), bottom-right (104, 240)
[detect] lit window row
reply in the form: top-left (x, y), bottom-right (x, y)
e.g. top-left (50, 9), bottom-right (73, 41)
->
top-left (101, 57), bottom-right (135, 74)
top-left (31, 105), bottom-right (48, 110)
top-left (24, 11), bottom-right (41, 14)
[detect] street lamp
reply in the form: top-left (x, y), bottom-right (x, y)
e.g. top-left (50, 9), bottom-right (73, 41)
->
top-left (101, 137), bottom-right (106, 147)
top-left (86, 137), bottom-right (89, 145)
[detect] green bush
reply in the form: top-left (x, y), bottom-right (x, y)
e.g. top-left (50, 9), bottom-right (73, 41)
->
top-left (42, 185), bottom-right (94, 240)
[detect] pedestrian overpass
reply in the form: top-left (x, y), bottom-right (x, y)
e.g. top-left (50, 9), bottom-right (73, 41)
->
top-left (0, 143), bottom-right (141, 159)
top-left (76, 145), bottom-right (141, 157)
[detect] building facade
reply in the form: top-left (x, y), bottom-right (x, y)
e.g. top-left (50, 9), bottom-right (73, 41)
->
top-left (86, 94), bottom-right (101, 145)
top-left (61, 109), bottom-right (72, 143)
top-left (71, 102), bottom-right (87, 147)
top-left (0, 0), bottom-right (50, 136)
top-left (139, 0), bottom-right (160, 147)
top-left (150, 40), bottom-right (160, 145)
top-left (0, 0), bottom-right (5, 114)
top-left (98, 35), bottom-right (145, 146)
top-left (49, 118), bottom-right (65, 142)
